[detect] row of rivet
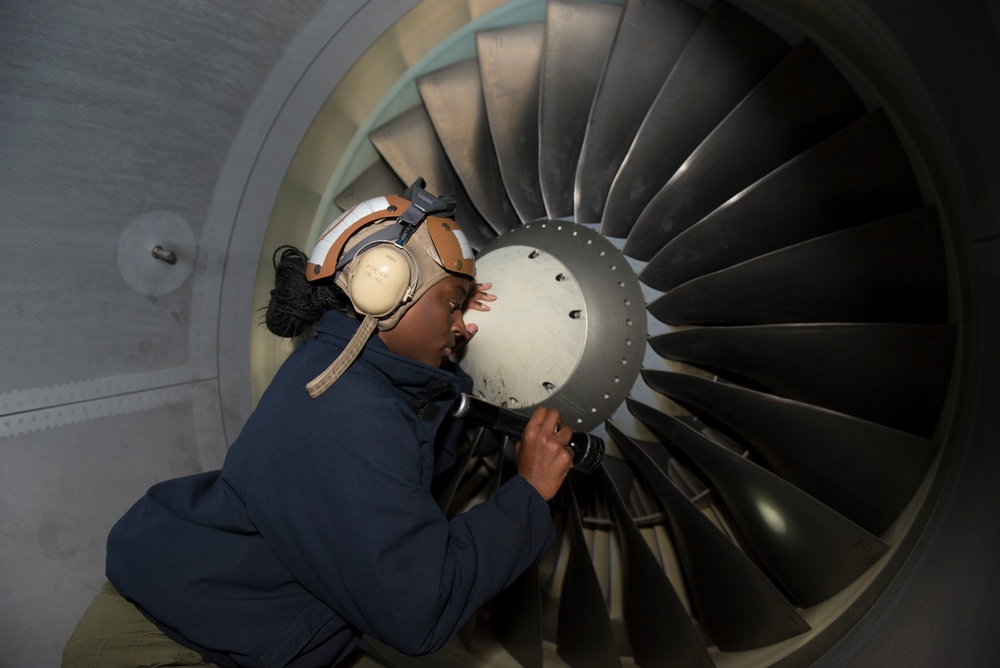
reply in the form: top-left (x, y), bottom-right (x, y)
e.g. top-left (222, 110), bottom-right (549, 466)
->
top-left (0, 371), bottom-right (204, 438)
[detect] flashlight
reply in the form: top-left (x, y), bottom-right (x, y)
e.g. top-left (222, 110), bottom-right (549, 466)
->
top-left (451, 393), bottom-right (604, 470)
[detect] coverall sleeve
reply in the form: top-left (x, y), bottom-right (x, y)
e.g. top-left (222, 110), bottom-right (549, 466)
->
top-left (238, 384), bottom-right (555, 656)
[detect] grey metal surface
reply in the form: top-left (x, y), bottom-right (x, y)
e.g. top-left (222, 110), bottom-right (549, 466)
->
top-left (369, 104), bottom-right (497, 250)
top-left (573, 0), bottom-right (703, 225)
top-left (599, 459), bottom-right (716, 667)
top-left (625, 40), bottom-right (867, 256)
top-left (417, 58), bottom-right (521, 234)
top-left (603, 2), bottom-right (789, 240)
top-left (648, 207), bottom-right (946, 325)
top-left (606, 422), bottom-right (811, 651)
top-left (649, 324), bottom-right (956, 436)
top-left (0, 383), bottom-right (229, 651)
top-left (0, 0), bottom-right (339, 663)
top-left (639, 109), bottom-right (922, 284)
top-left (434, 427), bottom-right (483, 514)
top-left (476, 23), bottom-right (547, 223)
top-left (639, 372), bottom-right (938, 535)
top-left (459, 222), bottom-right (646, 431)
top-left (538, 0), bottom-right (621, 219)
top-left (626, 399), bottom-right (890, 608)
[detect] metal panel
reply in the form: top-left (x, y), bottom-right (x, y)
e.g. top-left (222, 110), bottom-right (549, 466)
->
top-left (0, 384), bottom-right (227, 664)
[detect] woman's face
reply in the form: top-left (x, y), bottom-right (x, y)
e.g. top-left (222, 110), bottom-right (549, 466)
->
top-left (377, 276), bottom-right (471, 367)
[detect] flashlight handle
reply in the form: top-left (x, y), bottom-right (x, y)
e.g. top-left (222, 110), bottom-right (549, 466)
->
top-left (452, 393), bottom-right (604, 470)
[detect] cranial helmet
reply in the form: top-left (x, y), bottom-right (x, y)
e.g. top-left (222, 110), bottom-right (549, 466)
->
top-left (303, 179), bottom-right (477, 397)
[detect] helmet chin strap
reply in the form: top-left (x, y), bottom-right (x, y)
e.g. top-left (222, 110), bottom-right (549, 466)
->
top-left (305, 314), bottom-right (379, 398)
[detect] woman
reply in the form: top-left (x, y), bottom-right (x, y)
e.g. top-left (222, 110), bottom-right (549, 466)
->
top-left (62, 183), bottom-right (574, 667)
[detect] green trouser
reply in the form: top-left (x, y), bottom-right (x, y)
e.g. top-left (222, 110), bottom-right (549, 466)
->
top-left (62, 581), bottom-right (219, 668)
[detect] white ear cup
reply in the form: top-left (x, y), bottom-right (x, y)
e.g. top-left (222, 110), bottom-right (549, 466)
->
top-left (346, 243), bottom-right (416, 317)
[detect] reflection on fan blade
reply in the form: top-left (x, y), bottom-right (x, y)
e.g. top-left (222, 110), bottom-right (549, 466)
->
top-left (640, 371), bottom-right (938, 535)
top-left (417, 59), bottom-right (520, 234)
top-left (333, 160), bottom-right (406, 211)
top-left (648, 208), bottom-right (947, 325)
top-left (434, 427), bottom-right (483, 515)
top-left (648, 323), bottom-right (955, 436)
top-left (626, 399), bottom-right (889, 607)
top-left (491, 563), bottom-right (543, 668)
top-left (477, 23), bottom-right (546, 223)
top-left (639, 109), bottom-right (921, 286)
top-left (606, 422), bottom-right (810, 650)
top-left (493, 436), bottom-right (513, 494)
top-left (626, 40), bottom-right (866, 255)
top-left (539, 0), bottom-right (621, 219)
top-left (368, 105), bottom-right (496, 250)
top-left (557, 475), bottom-right (623, 667)
top-left (449, 458), bottom-right (494, 516)
top-left (605, 2), bottom-right (789, 241)
top-left (600, 459), bottom-right (715, 667)
top-left (574, 0), bottom-right (702, 225)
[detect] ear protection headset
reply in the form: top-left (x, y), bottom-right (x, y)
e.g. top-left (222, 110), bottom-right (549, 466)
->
top-left (342, 238), bottom-right (420, 318)
top-left (306, 179), bottom-right (460, 321)
top-left (303, 180), bottom-right (474, 397)
top-left (302, 180), bottom-right (476, 397)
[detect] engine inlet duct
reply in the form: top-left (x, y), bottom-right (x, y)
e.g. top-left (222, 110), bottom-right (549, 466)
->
top-left (304, 0), bottom-right (959, 665)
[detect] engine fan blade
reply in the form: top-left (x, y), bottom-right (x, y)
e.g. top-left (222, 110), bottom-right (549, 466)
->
top-left (626, 40), bottom-right (866, 254)
top-left (539, 0), bottom-right (621, 219)
top-left (638, 109), bottom-right (922, 283)
top-left (648, 323), bottom-right (956, 436)
top-left (369, 104), bottom-right (496, 249)
top-left (604, 2), bottom-right (789, 240)
top-left (626, 399), bottom-right (889, 607)
top-left (600, 458), bottom-right (716, 666)
top-left (606, 422), bottom-right (810, 650)
top-left (640, 371), bottom-right (938, 535)
top-left (574, 0), bottom-right (702, 225)
top-left (647, 207), bottom-right (946, 325)
top-left (477, 23), bottom-right (547, 223)
top-left (557, 474), bottom-right (623, 667)
top-left (418, 58), bottom-right (520, 233)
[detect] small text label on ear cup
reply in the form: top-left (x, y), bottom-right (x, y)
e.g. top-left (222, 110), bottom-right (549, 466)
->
top-left (349, 244), bottom-right (414, 317)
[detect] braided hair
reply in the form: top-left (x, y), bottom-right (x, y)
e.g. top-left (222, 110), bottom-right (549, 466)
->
top-left (264, 245), bottom-right (349, 338)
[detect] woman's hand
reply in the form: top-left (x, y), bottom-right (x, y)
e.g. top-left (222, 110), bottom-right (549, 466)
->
top-left (464, 282), bottom-right (495, 312)
top-left (516, 406), bottom-right (574, 501)
top-left (459, 282), bottom-right (495, 345)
